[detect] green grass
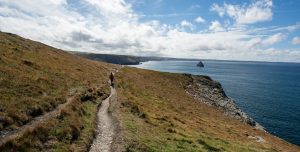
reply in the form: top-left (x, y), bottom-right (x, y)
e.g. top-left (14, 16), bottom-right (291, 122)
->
top-left (114, 67), bottom-right (300, 152)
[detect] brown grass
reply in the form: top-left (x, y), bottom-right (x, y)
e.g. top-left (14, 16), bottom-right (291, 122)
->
top-left (1, 86), bottom-right (109, 151)
top-left (1, 31), bottom-right (299, 151)
top-left (0, 32), bottom-right (116, 130)
top-left (114, 67), bottom-right (300, 152)
top-left (0, 32), bottom-right (116, 151)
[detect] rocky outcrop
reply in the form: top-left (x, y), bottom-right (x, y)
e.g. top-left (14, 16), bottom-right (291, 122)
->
top-left (197, 61), bottom-right (204, 67)
top-left (184, 74), bottom-right (264, 131)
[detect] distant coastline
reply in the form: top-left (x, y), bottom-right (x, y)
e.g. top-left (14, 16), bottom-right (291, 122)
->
top-left (73, 52), bottom-right (300, 66)
top-left (72, 52), bottom-right (201, 65)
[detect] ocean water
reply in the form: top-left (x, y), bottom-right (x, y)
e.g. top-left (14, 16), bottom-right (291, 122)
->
top-left (132, 60), bottom-right (300, 146)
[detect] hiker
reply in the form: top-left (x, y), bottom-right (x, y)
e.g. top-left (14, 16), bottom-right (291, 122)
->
top-left (109, 72), bottom-right (114, 87)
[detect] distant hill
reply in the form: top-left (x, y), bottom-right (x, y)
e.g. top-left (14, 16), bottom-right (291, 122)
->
top-left (74, 52), bottom-right (153, 65)
top-left (73, 52), bottom-right (200, 65)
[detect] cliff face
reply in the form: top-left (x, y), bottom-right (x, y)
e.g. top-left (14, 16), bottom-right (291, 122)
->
top-left (184, 74), bottom-right (264, 130)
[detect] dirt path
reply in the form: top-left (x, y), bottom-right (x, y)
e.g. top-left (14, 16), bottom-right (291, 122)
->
top-left (89, 86), bottom-right (116, 152)
top-left (0, 88), bottom-right (81, 147)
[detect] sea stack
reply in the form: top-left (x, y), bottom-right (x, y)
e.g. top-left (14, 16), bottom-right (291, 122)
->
top-left (197, 61), bottom-right (204, 67)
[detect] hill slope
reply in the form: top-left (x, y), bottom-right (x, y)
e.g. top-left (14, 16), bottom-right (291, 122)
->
top-left (113, 67), bottom-right (300, 152)
top-left (0, 32), bottom-right (116, 151)
top-left (0, 32), bottom-right (299, 151)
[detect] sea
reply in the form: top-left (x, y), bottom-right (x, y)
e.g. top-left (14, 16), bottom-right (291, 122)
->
top-left (132, 60), bottom-right (300, 146)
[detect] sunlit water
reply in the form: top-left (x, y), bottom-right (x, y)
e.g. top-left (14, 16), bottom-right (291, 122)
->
top-left (132, 60), bottom-right (300, 146)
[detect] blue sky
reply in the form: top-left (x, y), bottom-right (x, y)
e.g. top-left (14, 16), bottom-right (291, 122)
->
top-left (0, 0), bottom-right (300, 62)
top-left (133, 0), bottom-right (300, 48)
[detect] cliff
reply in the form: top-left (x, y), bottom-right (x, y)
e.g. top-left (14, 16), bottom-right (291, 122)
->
top-left (184, 74), bottom-right (264, 130)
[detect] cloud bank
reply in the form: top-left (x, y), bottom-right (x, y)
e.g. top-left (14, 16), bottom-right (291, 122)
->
top-left (0, 0), bottom-right (299, 62)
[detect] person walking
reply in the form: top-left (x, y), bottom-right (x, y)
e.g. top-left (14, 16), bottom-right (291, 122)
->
top-left (109, 72), bottom-right (114, 87)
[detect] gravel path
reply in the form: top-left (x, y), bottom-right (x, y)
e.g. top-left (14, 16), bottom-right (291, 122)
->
top-left (90, 86), bottom-right (116, 152)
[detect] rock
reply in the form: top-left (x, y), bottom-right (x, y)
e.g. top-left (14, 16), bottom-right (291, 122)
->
top-left (185, 74), bottom-right (265, 131)
top-left (22, 60), bottom-right (34, 66)
top-left (27, 106), bottom-right (44, 117)
top-left (197, 61), bottom-right (204, 67)
top-left (248, 135), bottom-right (266, 143)
top-left (167, 128), bottom-right (176, 133)
top-left (256, 136), bottom-right (266, 143)
top-left (80, 94), bottom-right (96, 102)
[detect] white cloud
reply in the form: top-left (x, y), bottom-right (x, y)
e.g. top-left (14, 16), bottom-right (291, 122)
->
top-left (194, 16), bottom-right (205, 23)
top-left (211, 0), bottom-right (273, 25)
top-left (209, 21), bottom-right (225, 32)
top-left (84, 0), bottom-right (136, 21)
top-left (270, 23), bottom-right (300, 32)
top-left (292, 37), bottom-right (300, 45)
top-left (262, 33), bottom-right (285, 46)
top-left (244, 33), bottom-right (285, 48)
top-left (180, 20), bottom-right (194, 30)
top-left (211, 3), bottom-right (225, 17)
top-left (0, 0), bottom-right (299, 62)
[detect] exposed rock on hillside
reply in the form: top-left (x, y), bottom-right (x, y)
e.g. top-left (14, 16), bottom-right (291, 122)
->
top-left (184, 74), bottom-right (264, 131)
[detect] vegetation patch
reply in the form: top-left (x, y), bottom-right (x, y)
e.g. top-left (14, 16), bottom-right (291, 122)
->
top-left (197, 139), bottom-right (221, 152)
top-left (0, 86), bottom-right (110, 151)
top-left (0, 32), bottom-right (115, 151)
top-left (113, 67), bottom-right (300, 152)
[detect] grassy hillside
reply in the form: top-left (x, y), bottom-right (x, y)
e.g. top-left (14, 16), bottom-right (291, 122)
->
top-left (114, 67), bottom-right (300, 152)
top-left (0, 32), bottom-right (117, 151)
top-left (1, 32), bottom-right (299, 151)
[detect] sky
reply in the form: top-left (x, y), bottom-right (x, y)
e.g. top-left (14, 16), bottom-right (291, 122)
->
top-left (0, 0), bottom-right (300, 62)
